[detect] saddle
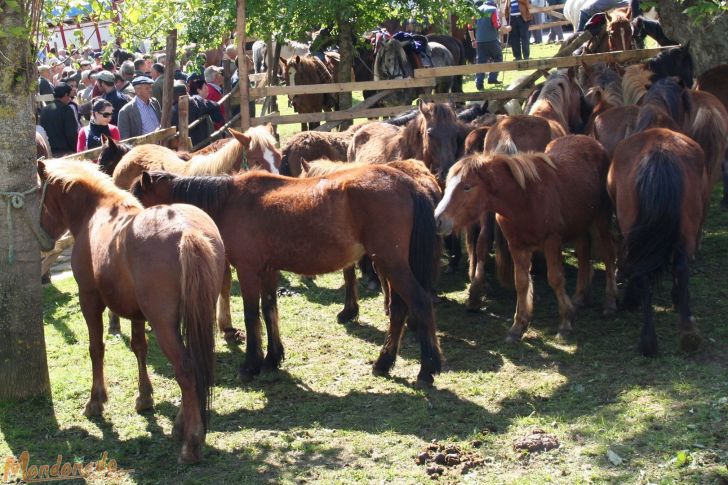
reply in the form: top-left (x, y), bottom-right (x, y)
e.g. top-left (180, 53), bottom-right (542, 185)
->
top-left (394, 32), bottom-right (433, 68)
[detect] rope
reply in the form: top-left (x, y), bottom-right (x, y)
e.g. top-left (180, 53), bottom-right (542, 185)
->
top-left (0, 183), bottom-right (55, 265)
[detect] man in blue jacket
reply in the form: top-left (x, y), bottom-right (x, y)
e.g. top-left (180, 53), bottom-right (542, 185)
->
top-left (470, 0), bottom-right (504, 90)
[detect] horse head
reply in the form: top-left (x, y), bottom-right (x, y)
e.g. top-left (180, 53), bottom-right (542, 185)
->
top-left (243, 124), bottom-right (282, 174)
top-left (374, 39), bottom-right (412, 81)
top-left (606, 9), bottom-right (634, 51)
top-left (415, 100), bottom-right (461, 183)
top-left (98, 135), bottom-right (131, 176)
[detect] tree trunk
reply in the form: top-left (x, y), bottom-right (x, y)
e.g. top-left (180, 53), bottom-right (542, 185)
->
top-left (0, 6), bottom-right (51, 399)
top-left (654, 2), bottom-right (728, 76)
top-left (337, 16), bottom-right (354, 131)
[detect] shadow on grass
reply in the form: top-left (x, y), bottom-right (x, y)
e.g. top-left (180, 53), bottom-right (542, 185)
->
top-left (43, 283), bottom-right (78, 345)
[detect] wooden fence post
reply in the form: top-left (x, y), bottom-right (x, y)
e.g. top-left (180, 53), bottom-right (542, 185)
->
top-left (236, 0), bottom-right (250, 131)
top-left (177, 95), bottom-right (191, 152)
top-left (160, 29), bottom-right (177, 134)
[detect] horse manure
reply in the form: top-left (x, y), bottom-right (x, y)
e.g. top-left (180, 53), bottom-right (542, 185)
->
top-left (512, 429), bottom-right (560, 453)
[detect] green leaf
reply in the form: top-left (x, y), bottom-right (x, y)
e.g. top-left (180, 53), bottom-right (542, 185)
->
top-left (674, 450), bottom-right (691, 468)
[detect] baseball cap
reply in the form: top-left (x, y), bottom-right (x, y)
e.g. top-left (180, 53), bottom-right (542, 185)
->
top-left (131, 75), bottom-right (154, 86)
top-left (94, 70), bottom-right (115, 83)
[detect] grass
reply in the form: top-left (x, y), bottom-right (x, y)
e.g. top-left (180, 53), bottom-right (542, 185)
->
top-left (3, 41), bottom-right (728, 484)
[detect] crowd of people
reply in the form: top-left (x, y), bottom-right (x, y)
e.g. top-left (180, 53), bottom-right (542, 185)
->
top-left (35, 46), bottom-right (235, 158)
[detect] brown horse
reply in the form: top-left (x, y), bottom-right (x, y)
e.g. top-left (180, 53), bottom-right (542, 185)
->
top-left (283, 54), bottom-right (338, 131)
top-left (527, 68), bottom-right (587, 137)
top-left (608, 128), bottom-right (707, 355)
top-left (300, 158), bottom-right (442, 321)
top-left (583, 8), bottom-right (634, 53)
top-left (281, 124), bottom-right (365, 177)
top-left (37, 159), bottom-right (224, 464)
top-left (130, 166), bottom-right (443, 386)
top-left (579, 63), bottom-right (624, 134)
top-left (111, 126), bottom-right (282, 190)
top-left (36, 131), bottom-right (51, 160)
top-left (348, 100), bottom-right (471, 183)
top-left (435, 135), bottom-right (616, 342)
top-left (695, 63), bottom-right (728, 207)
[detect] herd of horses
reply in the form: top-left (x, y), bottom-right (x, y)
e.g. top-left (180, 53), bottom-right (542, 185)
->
top-left (36, 44), bottom-right (728, 464)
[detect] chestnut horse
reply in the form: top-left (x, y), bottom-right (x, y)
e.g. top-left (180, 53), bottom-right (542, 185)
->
top-left (280, 124), bottom-right (365, 177)
top-left (435, 135), bottom-right (616, 343)
top-left (608, 128), bottom-right (707, 355)
top-left (283, 54), bottom-right (338, 131)
top-left (37, 159), bottom-right (224, 464)
top-left (111, 126), bottom-right (282, 190)
top-left (695, 63), bottom-right (728, 207)
top-left (130, 166), bottom-right (443, 386)
top-left (527, 68), bottom-right (588, 137)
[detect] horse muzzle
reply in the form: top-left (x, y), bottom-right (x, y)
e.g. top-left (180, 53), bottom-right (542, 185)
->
top-left (435, 215), bottom-right (453, 236)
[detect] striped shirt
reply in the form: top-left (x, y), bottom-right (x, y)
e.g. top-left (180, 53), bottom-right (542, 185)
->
top-left (510, 0), bottom-right (521, 16)
top-left (135, 96), bottom-right (160, 135)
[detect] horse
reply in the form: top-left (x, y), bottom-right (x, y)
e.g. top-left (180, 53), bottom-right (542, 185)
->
top-left (695, 64), bottom-right (728, 207)
top-left (607, 128), bottom-right (708, 355)
top-left (299, 158), bottom-right (442, 321)
top-left (348, 100), bottom-right (471, 183)
top-left (111, 126), bottom-right (281, 190)
top-left (283, 54), bottom-right (338, 131)
top-left (426, 34), bottom-right (466, 93)
top-left (579, 63), bottom-right (624, 133)
top-left (527, 68), bottom-right (588, 137)
top-left (36, 130), bottom-right (51, 160)
top-left (280, 124), bottom-right (365, 177)
top-left (36, 159), bottom-right (225, 464)
top-left (373, 37), bottom-right (455, 106)
top-left (622, 44), bottom-right (695, 104)
top-left (435, 135), bottom-right (617, 342)
top-left (631, 16), bottom-right (677, 48)
top-left (130, 166), bottom-right (443, 386)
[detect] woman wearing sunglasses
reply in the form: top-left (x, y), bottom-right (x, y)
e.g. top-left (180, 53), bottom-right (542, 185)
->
top-left (76, 99), bottom-right (121, 156)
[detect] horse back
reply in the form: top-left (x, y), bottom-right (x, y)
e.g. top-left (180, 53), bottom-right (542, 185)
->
top-left (485, 115), bottom-right (553, 154)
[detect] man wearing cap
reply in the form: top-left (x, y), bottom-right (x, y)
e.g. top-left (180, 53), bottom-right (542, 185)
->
top-left (96, 70), bottom-right (130, 125)
top-left (39, 83), bottom-right (80, 156)
top-left (37, 65), bottom-right (54, 95)
top-left (117, 76), bottom-right (161, 139)
top-left (204, 65), bottom-right (225, 128)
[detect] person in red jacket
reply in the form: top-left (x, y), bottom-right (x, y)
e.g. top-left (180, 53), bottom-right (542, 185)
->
top-left (77, 99), bottom-right (121, 158)
top-left (203, 65), bottom-right (225, 128)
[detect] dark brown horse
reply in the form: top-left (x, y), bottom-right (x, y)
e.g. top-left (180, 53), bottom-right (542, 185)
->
top-left (283, 54), bottom-right (338, 131)
top-left (695, 63), bottom-right (728, 207)
top-left (37, 159), bottom-right (224, 464)
top-left (280, 124), bottom-right (365, 177)
top-left (526, 68), bottom-right (587, 137)
top-left (130, 166), bottom-right (443, 386)
top-left (436, 135), bottom-right (616, 342)
top-left (608, 128), bottom-right (708, 355)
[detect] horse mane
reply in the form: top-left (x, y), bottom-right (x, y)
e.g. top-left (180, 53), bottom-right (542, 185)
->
top-left (635, 77), bottom-right (692, 132)
top-left (622, 64), bottom-right (653, 105)
top-left (44, 159), bottom-right (141, 208)
top-left (184, 137), bottom-right (245, 176)
top-left (246, 125), bottom-right (278, 154)
top-left (452, 152), bottom-right (555, 191)
top-left (303, 159), bottom-right (363, 177)
top-left (646, 44), bottom-right (694, 86)
top-left (402, 102), bottom-right (460, 157)
top-left (165, 173), bottom-right (233, 213)
top-left (584, 65), bottom-right (624, 107)
top-left (528, 70), bottom-right (580, 130)
top-left (292, 55), bottom-right (333, 84)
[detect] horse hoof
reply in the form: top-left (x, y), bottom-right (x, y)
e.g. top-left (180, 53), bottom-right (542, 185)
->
top-left (679, 331), bottom-right (702, 353)
top-left (178, 444), bottom-right (201, 465)
top-left (372, 354), bottom-right (395, 376)
top-left (638, 338), bottom-right (658, 357)
top-left (505, 332), bottom-right (523, 344)
top-left (443, 264), bottom-right (457, 275)
top-left (556, 329), bottom-right (573, 341)
top-left (83, 400), bottom-right (103, 417)
top-left (366, 279), bottom-right (380, 291)
top-left (466, 298), bottom-right (483, 312)
top-left (416, 372), bottom-right (434, 388)
top-left (224, 328), bottom-right (245, 345)
top-left (172, 423), bottom-right (184, 442)
top-left (602, 302), bottom-right (617, 316)
top-left (237, 364), bottom-right (261, 383)
top-left (135, 394), bottom-right (154, 413)
top-left (336, 307), bottom-right (359, 324)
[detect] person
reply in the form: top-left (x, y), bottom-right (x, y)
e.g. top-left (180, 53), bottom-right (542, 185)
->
top-left (171, 81), bottom-right (223, 147)
top-left (39, 83), bottom-right (80, 156)
top-left (203, 65), bottom-right (225, 127)
top-left (547, 0), bottom-right (565, 43)
top-left (576, 0), bottom-right (628, 31)
top-left (76, 99), bottom-right (121, 154)
top-left (531, 0), bottom-right (547, 44)
top-left (187, 72), bottom-right (208, 97)
top-left (133, 58), bottom-right (147, 77)
top-left (37, 64), bottom-right (54, 95)
top-left (117, 76), bottom-right (161, 139)
top-left (471, 0), bottom-right (504, 89)
top-left (150, 63), bottom-right (165, 104)
top-left (96, 70), bottom-right (130, 125)
top-left (117, 62), bottom-right (135, 96)
top-left (505, 0), bottom-right (533, 60)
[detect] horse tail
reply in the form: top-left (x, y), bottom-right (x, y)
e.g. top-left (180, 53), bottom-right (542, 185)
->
top-left (178, 229), bottom-right (219, 431)
top-left (492, 133), bottom-right (518, 155)
top-left (623, 149), bottom-right (683, 286)
top-left (408, 186), bottom-right (442, 374)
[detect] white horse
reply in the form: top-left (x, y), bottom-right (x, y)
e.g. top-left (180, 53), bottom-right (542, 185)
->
top-left (563, 0), bottom-right (657, 29)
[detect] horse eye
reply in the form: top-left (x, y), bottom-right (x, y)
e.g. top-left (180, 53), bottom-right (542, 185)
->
top-left (462, 185), bottom-right (472, 192)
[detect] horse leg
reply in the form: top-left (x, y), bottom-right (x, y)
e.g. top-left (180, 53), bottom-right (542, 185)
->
top-left (673, 246), bottom-right (702, 352)
top-left (261, 270), bottom-right (284, 371)
top-left (359, 256), bottom-right (381, 291)
top-left (443, 233), bottom-right (461, 274)
top-left (337, 265), bottom-right (360, 323)
top-left (108, 310), bottom-right (121, 335)
top-left (638, 275), bottom-right (658, 357)
top-left (238, 277), bottom-right (264, 381)
top-left (543, 238), bottom-right (575, 340)
top-left (505, 249), bottom-right (533, 344)
top-left (571, 235), bottom-right (593, 308)
top-left (217, 264), bottom-right (245, 345)
top-left (152, 322), bottom-right (205, 464)
top-left (131, 319), bottom-right (154, 412)
top-left (376, 262), bottom-right (442, 386)
top-left (79, 290), bottom-right (108, 417)
top-left (594, 213), bottom-right (618, 314)
top-left (372, 290), bottom-right (407, 377)
top-left (467, 214), bottom-right (494, 311)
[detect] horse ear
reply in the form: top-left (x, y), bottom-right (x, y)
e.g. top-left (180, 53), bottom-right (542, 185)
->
top-left (264, 122), bottom-right (274, 134)
top-left (140, 171), bottom-right (153, 189)
top-left (295, 55), bottom-right (301, 64)
top-left (229, 128), bottom-right (251, 147)
top-left (37, 159), bottom-right (47, 180)
top-left (567, 66), bottom-right (577, 80)
top-left (300, 158), bottom-right (310, 174)
top-left (416, 98), bottom-right (428, 115)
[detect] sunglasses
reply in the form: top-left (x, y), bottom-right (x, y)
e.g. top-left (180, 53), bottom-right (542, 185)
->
top-left (98, 112), bottom-right (113, 118)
